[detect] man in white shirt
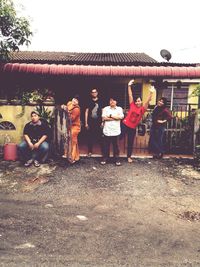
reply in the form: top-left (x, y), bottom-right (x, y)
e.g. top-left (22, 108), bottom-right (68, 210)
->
top-left (101, 97), bottom-right (124, 166)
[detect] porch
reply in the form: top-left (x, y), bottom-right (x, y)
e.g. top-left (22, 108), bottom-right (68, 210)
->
top-left (54, 104), bottom-right (197, 159)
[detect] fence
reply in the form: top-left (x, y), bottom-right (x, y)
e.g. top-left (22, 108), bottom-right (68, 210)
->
top-left (53, 104), bottom-right (198, 157)
top-left (139, 104), bottom-right (198, 155)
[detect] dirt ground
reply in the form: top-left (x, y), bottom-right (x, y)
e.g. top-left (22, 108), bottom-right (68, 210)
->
top-left (1, 156), bottom-right (200, 267)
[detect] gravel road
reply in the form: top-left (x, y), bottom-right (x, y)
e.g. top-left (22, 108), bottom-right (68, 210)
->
top-left (1, 157), bottom-right (200, 267)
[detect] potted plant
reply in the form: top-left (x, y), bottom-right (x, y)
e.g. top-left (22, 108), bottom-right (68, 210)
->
top-left (28, 89), bottom-right (43, 105)
top-left (16, 89), bottom-right (55, 117)
top-left (16, 90), bottom-right (43, 117)
top-left (42, 89), bottom-right (55, 105)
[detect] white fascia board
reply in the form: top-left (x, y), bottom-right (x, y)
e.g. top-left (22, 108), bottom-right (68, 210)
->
top-left (163, 79), bottom-right (200, 83)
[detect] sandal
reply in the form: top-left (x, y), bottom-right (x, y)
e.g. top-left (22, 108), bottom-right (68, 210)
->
top-left (33, 160), bottom-right (40, 167)
top-left (127, 157), bottom-right (133, 163)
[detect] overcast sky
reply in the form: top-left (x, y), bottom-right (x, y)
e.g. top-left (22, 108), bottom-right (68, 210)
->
top-left (15, 0), bottom-right (200, 64)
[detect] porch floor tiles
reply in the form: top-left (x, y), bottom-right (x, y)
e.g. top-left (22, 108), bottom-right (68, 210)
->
top-left (80, 153), bottom-right (193, 159)
top-left (79, 143), bottom-right (193, 159)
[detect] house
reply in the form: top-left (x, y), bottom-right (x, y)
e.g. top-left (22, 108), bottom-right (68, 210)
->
top-left (0, 51), bottom-right (200, 156)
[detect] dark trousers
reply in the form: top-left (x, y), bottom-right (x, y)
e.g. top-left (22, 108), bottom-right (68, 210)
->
top-left (87, 119), bottom-right (103, 154)
top-left (149, 126), bottom-right (165, 154)
top-left (102, 135), bottom-right (119, 162)
top-left (120, 124), bottom-right (136, 158)
top-left (18, 141), bottom-right (49, 163)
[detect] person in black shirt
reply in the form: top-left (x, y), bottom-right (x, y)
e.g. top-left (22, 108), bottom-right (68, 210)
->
top-left (18, 111), bottom-right (50, 167)
top-left (85, 88), bottom-right (103, 156)
top-left (149, 97), bottom-right (172, 159)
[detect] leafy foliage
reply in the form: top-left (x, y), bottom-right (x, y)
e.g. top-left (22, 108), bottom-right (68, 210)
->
top-left (0, 0), bottom-right (32, 60)
top-left (191, 83), bottom-right (200, 97)
top-left (35, 105), bottom-right (54, 126)
top-left (16, 91), bottom-right (43, 118)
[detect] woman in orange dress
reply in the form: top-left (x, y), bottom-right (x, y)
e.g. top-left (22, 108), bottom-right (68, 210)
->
top-left (61, 95), bottom-right (81, 164)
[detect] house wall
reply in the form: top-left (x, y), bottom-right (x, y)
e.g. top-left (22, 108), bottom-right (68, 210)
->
top-left (188, 84), bottom-right (198, 108)
top-left (142, 83), bottom-right (156, 106)
top-left (0, 75), bottom-right (199, 156)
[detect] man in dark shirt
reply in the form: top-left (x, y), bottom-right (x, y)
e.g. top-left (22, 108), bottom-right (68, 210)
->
top-left (85, 88), bottom-right (103, 156)
top-left (18, 111), bottom-right (50, 167)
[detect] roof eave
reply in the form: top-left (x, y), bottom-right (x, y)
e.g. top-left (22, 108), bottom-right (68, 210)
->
top-left (1, 63), bottom-right (200, 78)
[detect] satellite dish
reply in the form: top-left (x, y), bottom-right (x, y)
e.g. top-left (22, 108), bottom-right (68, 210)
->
top-left (160, 49), bottom-right (172, 61)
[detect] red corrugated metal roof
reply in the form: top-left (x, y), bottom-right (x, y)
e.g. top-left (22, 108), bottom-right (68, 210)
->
top-left (1, 63), bottom-right (200, 78)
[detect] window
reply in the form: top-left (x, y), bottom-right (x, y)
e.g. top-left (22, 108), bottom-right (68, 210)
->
top-left (162, 84), bottom-right (189, 110)
top-left (0, 121), bottom-right (16, 130)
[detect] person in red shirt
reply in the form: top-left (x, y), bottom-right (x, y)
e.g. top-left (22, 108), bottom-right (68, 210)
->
top-left (121, 79), bottom-right (154, 163)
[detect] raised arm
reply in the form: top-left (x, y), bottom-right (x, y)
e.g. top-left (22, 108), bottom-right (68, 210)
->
top-left (127, 79), bottom-right (135, 104)
top-left (143, 85), bottom-right (155, 110)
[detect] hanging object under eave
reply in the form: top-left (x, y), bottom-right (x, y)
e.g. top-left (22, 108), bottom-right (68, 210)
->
top-left (160, 49), bottom-right (172, 61)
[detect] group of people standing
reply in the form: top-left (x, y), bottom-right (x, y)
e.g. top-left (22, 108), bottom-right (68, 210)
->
top-left (60, 79), bottom-right (172, 166)
top-left (18, 79), bottom-right (172, 167)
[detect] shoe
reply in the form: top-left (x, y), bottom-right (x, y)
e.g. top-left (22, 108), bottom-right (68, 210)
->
top-left (62, 155), bottom-right (67, 158)
top-left (157, 153), bottom-right (163, 159)
top-left (24, 159), bottom-right (33, 167)
top-left (87, 152), bottom-right (92, 157)
top-left (100, 161), bottom-right (106, 165)
top-left (33, 160), bottom-right (40, 167)
top-left (68, 159), bottom-right (76, 164)
top-left (127, 157), bottom-right (133, 163)
top-left (115, 161), bottom-right (121, 166)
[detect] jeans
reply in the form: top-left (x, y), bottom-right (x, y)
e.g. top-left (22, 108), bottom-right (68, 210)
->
top-left (87, 119), bottom-right (103, 154)
top-left (18, 141), bottom-right (49, 163)
top-left (102, 135), bottom-right (119, 162)
top-left (120, 124), bottom-right (136, 158)
top-left (149, 126), bottom-right (165, 154)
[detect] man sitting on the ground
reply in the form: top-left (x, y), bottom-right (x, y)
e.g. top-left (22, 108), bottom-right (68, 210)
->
top-left (18, 111), bottom-right (50, 167)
